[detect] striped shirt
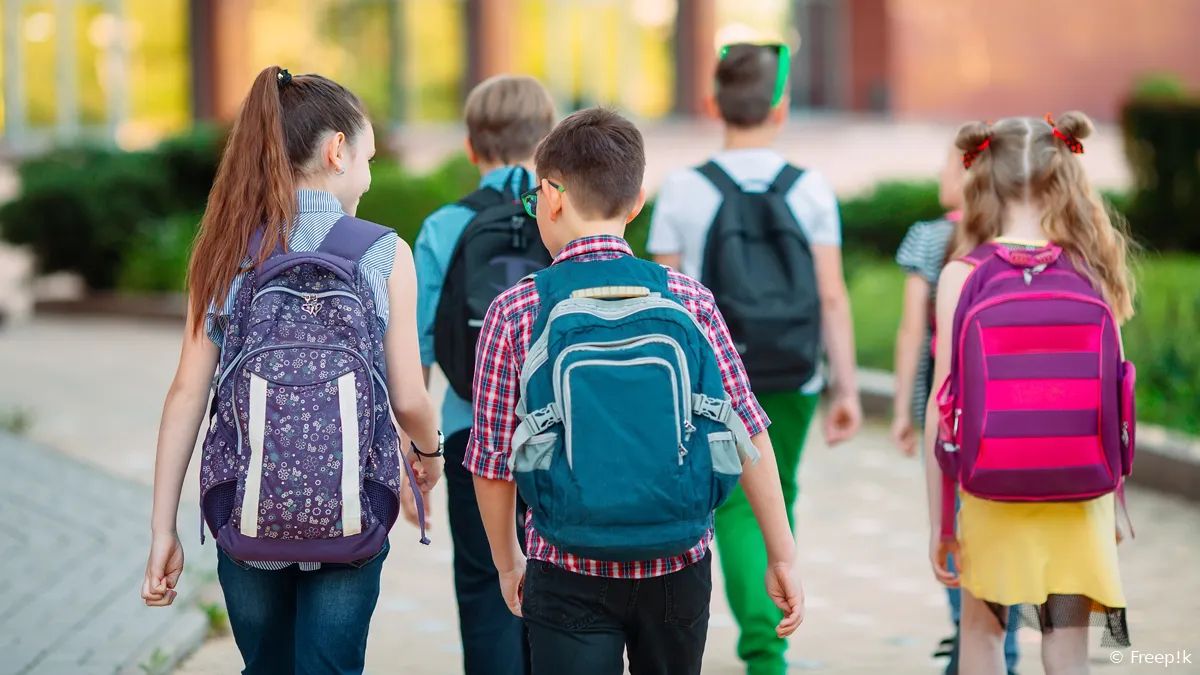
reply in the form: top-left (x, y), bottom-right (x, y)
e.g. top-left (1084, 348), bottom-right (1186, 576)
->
top-left (463, 234), bottom-right (770, 579)
top-left (204, 189), bottom-right (399, 571)
top-left (895, 214), bottom-right (955, 427)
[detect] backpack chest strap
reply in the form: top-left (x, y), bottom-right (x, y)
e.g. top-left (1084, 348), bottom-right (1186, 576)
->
top-left (693, 394), bottom-right (760, 465)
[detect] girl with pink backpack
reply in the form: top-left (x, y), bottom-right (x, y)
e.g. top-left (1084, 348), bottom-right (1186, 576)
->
top-left (925, 112), bottom-right (1135, 674)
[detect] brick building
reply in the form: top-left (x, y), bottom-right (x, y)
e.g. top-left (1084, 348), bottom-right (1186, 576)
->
top-left (2, 0), bottom-right (1198, 153)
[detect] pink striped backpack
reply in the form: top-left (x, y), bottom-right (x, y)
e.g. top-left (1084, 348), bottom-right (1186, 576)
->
top-left (934, 241), bottom-right (1137, 541)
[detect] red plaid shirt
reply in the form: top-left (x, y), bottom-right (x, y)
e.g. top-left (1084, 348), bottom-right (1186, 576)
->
top-left (463, 234), bottom-right (770, 578)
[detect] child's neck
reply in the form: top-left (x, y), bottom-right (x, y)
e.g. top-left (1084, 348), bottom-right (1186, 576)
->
top-left (1001, 201), bottom-right (1049, 242)
top-left (556, 218), bottom-right (627, 251)
top-left (722, 124), bottom-right (779, 152)
top-left (476, 159), bottom-right (536, 177)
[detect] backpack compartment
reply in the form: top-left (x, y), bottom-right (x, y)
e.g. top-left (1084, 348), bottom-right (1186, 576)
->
top-left (514, 295), bottom-right (724, 562)
top-left (956, 286), bottom-right (1123, 502)
top-left (232, 346), bottom-right (375, 540)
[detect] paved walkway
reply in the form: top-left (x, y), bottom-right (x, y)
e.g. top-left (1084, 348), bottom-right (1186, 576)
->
top-left (2, 317), bottom-right (1198, 674)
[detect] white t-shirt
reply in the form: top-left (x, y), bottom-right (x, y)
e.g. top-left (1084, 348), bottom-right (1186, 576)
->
top-left (646, 148), bottom-right (843, 394)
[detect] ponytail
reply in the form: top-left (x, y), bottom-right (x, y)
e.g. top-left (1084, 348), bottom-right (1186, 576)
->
top-left (187, 65), bottom-right (296, 334)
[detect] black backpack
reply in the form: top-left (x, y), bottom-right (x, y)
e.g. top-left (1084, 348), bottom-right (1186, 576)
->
top-left (433, 173), bottom-right (553, 401)
top-left (697, 161), bottom-right (822, 393)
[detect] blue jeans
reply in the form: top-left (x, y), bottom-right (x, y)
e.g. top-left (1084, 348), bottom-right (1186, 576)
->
top-left (217, 540), bottom-right (388, 675)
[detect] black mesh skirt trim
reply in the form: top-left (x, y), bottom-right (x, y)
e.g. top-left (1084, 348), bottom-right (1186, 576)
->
top-left (987, 594), bottom-right (1130, 648)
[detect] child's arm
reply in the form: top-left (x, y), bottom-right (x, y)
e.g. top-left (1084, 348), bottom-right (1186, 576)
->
top-left (812, 245), bottom-right (862, 444)
top-left (892, 273), bottom-right (930, 455)
top-left (463, 300), bottom-right (526, 615)
top-left (739, 431), bottom-right (804, 636)
top-left (923, 261), bottom-right (971, 586)
top-left (144, 304), bottom-right (220, 606)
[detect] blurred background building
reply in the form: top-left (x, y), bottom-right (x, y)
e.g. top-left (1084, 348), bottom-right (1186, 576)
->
top-left (2, 0), bottom-right (1199, 154)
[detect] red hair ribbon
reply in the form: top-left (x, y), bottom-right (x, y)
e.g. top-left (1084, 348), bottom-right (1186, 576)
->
top-left (1045, 113), bottom-right (1084, 154)
top-left (962, 138), bottom-right (991, 169)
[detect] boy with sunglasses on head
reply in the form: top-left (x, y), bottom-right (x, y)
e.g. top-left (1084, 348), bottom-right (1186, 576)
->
top-left (468, 107), bottom-right (804, 675)
top-left (413, 73), bottom-right (557, 675)
top-left (647, 43), bottom-right (862, 675)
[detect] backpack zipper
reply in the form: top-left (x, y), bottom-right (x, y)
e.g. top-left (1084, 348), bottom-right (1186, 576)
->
top-left (551, 334), bottom-right (693, 439)
top-left (509, 215), bottom-right (525, 248)
top-left (251, 287), bottom-right (362, 307)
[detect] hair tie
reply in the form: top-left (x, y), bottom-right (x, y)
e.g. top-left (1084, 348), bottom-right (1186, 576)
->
top-left (962, 137), bottom-right (991, 169)
top-left (277, 69), bottom-right (293, 87)
top-left (1045, 113), bottom-right (1084, 154)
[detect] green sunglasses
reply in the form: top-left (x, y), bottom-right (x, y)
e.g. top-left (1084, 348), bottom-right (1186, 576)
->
top-left (717, 42), bottom-right (791, 107)
top-left (519, 180), bottom-right (565, 218)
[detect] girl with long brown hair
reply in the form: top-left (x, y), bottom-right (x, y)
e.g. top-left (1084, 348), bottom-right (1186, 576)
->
top-left (139, 66), bottom-right (442, 673)
top-left (925, 112), bottom-right (1134, 675)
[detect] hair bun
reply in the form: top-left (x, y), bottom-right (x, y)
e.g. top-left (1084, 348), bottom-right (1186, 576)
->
top-left (955, 121), bottom-right (993, 152)
top-left (1055, 111), bottom-right (1093, 140)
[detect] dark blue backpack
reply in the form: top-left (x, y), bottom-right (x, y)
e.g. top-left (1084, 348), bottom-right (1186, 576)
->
top-left (510, 255), bottom-right (758, 562)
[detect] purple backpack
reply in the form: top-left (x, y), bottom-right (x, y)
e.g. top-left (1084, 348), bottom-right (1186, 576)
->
top-left (934, 242), bottom-right (1136, 541)
top-left (199, 216), bottom-right (428, 563)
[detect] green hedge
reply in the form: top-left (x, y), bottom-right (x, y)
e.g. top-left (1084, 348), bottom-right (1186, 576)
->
top-left (0, 126), bottom-right (225, 289)
top-left (849, 255), bottom-right (1200, 435)
top-left (1121, 99), bottom-right (1200, 251)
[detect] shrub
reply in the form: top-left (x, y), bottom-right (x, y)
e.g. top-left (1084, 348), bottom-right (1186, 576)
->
top-left (838, 180), bottom-right (945, 258)
top-left (117, 213), bottom-right (201, 293)
top-left (1120, 91), bottom-right (1200, 252)
top-left (0, 127), bottom-right (222, 289)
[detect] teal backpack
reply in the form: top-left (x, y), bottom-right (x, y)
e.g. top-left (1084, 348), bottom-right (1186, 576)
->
top-left (510, 255), bottom-right (758, 561)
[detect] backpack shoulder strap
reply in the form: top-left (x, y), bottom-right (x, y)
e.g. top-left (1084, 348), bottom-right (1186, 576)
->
top-left (317, 215), bottom-right (393, 262)
top-left (768, 164), bottom-right (806, 194)
top-left (455, 187), bottom-right (507, 213)
top-left (696, 161), bottom-right (743, 198)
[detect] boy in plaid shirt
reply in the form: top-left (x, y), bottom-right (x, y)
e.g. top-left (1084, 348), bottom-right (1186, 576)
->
top-left (465, 108), bottom-right (803, 675)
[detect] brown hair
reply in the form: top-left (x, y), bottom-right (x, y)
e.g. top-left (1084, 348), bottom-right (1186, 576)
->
top-left (534, 107), bottom-right (645, 220)
top-left (715, 44), bottom-right (779, 128)
top-left (464, 74), bottom-right (556, 164)
top-left (187, 66), bottom-right (367, 334)
top-left (948, 112), bottom-right (1136, 322)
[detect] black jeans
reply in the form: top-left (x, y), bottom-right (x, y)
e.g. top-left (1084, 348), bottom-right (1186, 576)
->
top-left (445, 428), bottom-right (531, 675)
top-left (522, 552), bottom-right (713, 675)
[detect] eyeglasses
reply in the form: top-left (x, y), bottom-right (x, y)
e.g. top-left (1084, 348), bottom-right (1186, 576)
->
top-left (519, 180), bottom-right (565, 218)
top-left (717, 42), bottom-right (791, 108)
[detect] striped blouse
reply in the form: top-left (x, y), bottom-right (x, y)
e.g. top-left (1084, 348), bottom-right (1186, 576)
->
top-left (204, 189), bottom-right (399, 571)
top-left (894, 215), bottom-right (955, 427)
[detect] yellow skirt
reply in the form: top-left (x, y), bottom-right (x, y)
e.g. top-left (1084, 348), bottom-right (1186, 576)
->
top-left (957, 491), bottom-right (1130, 645)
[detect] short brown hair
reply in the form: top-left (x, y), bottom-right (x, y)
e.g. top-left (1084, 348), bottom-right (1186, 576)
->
top-left (464, 75), bottom-right (556, 164)
top-left (534, 107), bottom-right (645, 220)
top-left (715, 44), bottom-right (780, 128)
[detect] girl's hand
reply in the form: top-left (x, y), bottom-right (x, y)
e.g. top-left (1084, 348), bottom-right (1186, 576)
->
top-left (766, 561), bottom-right (805, 637)
top-left (891, 416), bottom-right (917, 456)
top-left (142, 532), bottom-right (185, 607)
top-left (930, 537), bottom-right (960, 588)
top-left (410, 453), bottom-right (444, 494)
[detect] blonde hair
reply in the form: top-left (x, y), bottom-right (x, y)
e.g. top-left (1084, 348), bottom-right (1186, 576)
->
top-left (463, 74), bottom-right (557, 164)
top-left (949, 112), bottom-right (1136, 323)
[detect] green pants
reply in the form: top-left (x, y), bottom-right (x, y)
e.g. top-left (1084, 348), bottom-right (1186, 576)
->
top-left (713, 391), bottom-right (818, 675)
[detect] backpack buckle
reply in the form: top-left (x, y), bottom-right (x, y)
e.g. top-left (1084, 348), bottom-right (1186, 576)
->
top-left (693, 394), bottom-right (732, 424)
top-left (527, 403), bottom-right (562, 435)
